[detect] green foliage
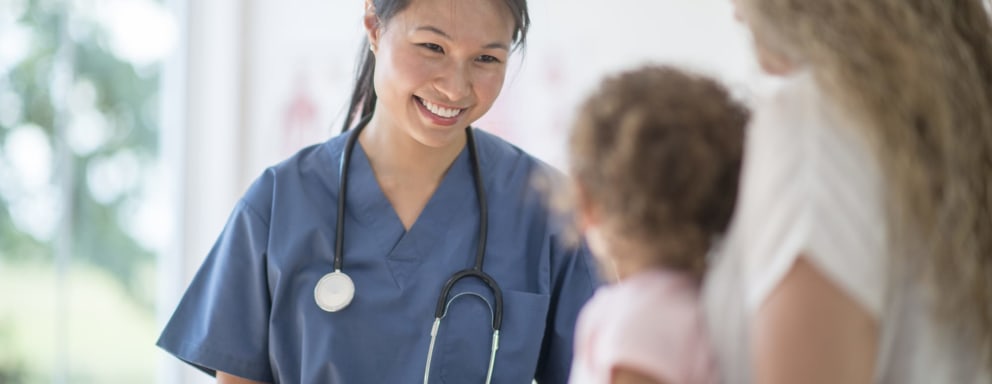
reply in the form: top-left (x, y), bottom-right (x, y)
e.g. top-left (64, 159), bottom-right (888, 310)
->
top-left (1, 1), bottom-right (159, 305)
top-left (0, 317), bottom-right (28, 383)
top-left (2, 0), bottom-right (168, 379)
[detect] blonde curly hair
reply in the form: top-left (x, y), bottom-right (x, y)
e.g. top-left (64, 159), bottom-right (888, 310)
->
top-left (740, 0), bottom-right (992, 368)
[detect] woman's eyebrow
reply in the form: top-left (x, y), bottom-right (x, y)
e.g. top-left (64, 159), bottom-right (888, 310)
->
top-left (415, 25), bottom-right (510, 51)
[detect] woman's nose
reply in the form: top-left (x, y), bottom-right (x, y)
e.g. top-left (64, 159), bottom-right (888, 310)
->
top-left (433, 62), bottom-right (472, 102)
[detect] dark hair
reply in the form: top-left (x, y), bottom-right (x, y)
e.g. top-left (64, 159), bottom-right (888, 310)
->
top-left (341, 0), bottom-right (531, 132)
top-left (569, 65), bottom-right (749, 277)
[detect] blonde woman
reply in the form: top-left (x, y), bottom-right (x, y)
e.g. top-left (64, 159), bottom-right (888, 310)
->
top-left (704, 0), bottom-right (992, 383)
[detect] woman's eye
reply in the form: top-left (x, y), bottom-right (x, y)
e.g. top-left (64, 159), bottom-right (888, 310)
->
top-left (477, 55), bottom-right (502, 64)
top-left (420, 43), bottom-right (444, 53)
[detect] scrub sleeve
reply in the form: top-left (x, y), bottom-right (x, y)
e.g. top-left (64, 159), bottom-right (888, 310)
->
top-left (734, 71), bottom-right (887, 318)
top-left (158, 195), bottom-right (276, 381)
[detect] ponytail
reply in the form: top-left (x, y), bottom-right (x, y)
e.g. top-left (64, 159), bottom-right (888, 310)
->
top-left (342, 38), bottom-right (378, 132)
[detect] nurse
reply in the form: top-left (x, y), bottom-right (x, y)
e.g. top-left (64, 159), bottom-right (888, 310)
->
top-left (156, 0), bottom-right (599, 383)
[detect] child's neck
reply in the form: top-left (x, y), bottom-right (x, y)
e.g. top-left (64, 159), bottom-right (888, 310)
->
top-left (612, 256), bottom-right (666, 282)
top-left (601, 238), bottom-right (665, 283)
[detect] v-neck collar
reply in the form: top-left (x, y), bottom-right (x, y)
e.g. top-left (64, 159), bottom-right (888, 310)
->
top-left (344, 133), bottom-right (478, 288)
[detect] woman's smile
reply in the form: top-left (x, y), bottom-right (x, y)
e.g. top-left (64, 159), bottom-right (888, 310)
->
top-left (414, 96), bottom-right (466, 126)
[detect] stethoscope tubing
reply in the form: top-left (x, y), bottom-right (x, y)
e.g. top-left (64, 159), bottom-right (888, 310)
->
top-left (332, 118), bottom-right (504, 383)
top-left (432, 127), bottom-right (503, 331)
top-left (333, 118), bottom-right (504, 331)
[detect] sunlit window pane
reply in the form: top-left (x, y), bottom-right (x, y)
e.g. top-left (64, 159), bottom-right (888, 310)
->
top-left (0, 0), bottom-right (174, 382)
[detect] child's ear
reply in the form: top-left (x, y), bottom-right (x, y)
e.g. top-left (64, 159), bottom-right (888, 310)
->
top-left (363, 0), bottom-right (381, 53)
top-left (573, 183), bottom-right (602, 232)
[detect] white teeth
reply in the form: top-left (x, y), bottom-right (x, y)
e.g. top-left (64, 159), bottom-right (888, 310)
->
top-left (419, 98), bottom-right (462, 118)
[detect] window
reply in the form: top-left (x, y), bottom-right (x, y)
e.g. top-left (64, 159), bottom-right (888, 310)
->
top-left (0, 0), bottom-right (176, 381)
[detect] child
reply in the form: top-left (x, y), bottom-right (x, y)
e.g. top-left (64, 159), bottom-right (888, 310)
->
top-left (566, 65), bottom-right (747, 384)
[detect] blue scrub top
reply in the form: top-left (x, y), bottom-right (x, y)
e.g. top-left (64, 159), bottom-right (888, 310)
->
top-left (157, 128), bottom-right (600, 383)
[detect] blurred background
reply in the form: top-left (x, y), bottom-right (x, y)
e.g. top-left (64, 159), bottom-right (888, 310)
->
top-left (0, 0), bottom-right (763, 382)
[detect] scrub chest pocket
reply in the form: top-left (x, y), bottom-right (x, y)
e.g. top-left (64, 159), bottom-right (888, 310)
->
top-left (436, 289), bottom-right (550, 383)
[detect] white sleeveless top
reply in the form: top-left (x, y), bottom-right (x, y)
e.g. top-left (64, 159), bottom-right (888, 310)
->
top-left (702, 71), bottom-right (991, 384)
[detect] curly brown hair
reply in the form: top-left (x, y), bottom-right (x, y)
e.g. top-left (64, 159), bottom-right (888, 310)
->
top-left (569, 65), bottom-right (749, 278)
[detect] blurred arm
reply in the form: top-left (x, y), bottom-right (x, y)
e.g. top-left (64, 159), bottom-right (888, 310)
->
top-left (217, 371), bottom-right (267, 384)
top-left (752, 257), bottom-right (877, 384)
top-left (611, 366), bottom-right (666, 384)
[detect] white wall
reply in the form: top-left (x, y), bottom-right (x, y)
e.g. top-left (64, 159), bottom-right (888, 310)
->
top-left (243, 0), bottom-right (763, 171)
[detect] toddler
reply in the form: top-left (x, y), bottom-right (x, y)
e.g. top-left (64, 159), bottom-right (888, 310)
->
top-left (566, 65), bottom-right (747, 384)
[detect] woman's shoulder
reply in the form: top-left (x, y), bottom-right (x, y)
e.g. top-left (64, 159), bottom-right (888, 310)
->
top-left (745, 70), bottom-right (884, 219)
top-left (752, 71), bottom-right (870, 153)
top-left (472, 128), bottom-right (556, 169)
top-left (240, 133), bottom-right (351, 221)
top-left (270, 131), bottom-right (350, 177)
top-left (749, 72), bottom-right (824, 149)
top-left (735, 71), bottom-right (889, 316)
top-left (471, 127), bottom-right (564, 194)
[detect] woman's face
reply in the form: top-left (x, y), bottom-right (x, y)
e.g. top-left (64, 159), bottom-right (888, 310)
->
top-left (366, 0), bottom-right (515, 149)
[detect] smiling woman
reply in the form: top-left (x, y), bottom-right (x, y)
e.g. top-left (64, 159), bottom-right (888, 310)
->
top-left (362, 0), bottom-right (514, 150)
top-left (156, 0), bottom-right (600, 383)
top-left (358, 0), bottom-right (518, 229)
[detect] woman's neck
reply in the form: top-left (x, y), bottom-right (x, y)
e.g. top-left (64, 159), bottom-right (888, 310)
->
top-left (359, 114), bottom-right (467, 182)
top-left (357, 114), bottom-right (470, 230)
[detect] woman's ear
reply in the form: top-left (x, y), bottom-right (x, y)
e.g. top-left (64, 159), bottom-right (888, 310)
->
top-left (363, 0), bottom-right (381, 53)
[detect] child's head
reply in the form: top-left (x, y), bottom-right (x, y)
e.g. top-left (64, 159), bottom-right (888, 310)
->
top-left (568, 65), bottom-right (748, 279)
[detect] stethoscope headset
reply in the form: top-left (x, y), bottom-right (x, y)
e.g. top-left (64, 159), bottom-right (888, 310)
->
top-left (312, 117), bottom-right (504, 384)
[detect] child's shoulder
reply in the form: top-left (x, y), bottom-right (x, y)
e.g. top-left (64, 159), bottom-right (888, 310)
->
top-left (613, 269), bottom-right (702, 318)
top-left (583, 270), bottom-right (703, 334)
top-left (580, 269), bottom-right (714, 382)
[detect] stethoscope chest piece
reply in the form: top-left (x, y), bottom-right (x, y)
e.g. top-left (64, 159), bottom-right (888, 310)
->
top-left (314, 270), bottom-right (355, 312)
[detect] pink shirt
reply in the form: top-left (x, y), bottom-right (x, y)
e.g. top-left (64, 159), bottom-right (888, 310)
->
top-left (570, 269), bottom-right (717, 384)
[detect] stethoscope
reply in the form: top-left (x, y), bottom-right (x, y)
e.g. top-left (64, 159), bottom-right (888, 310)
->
top-left (312, 117), bottom-right (504, 384)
